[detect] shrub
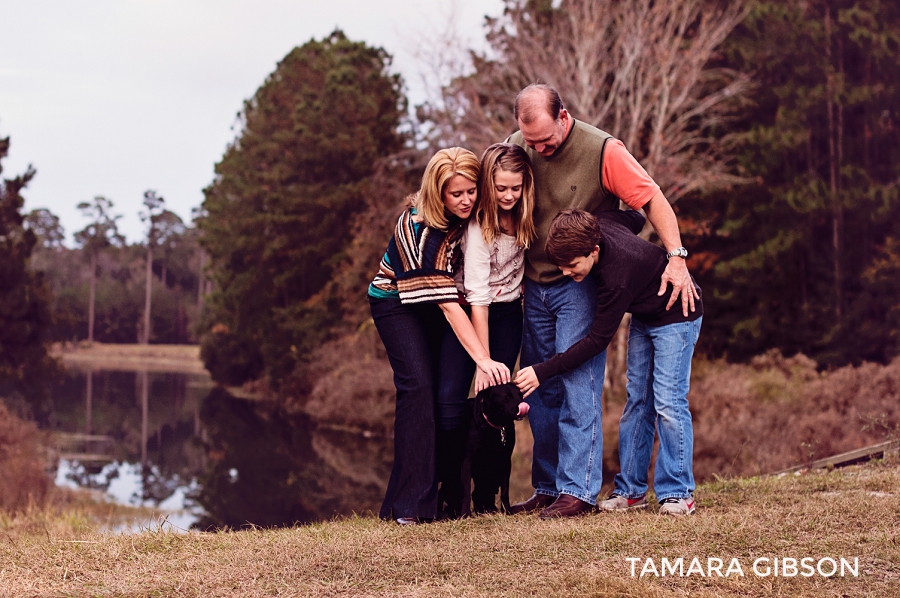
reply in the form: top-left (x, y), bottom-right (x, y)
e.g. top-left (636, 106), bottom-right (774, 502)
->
top-left (0, 402), bottom-right (52, 511)
top-left (690, 351), bottom-right (900, 480)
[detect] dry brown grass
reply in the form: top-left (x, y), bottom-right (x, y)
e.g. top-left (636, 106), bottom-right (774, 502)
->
top-left (0, 402), bottom-right (52, 512)
top-left (1, 459), bottom-right (898, 597)
top-left (0, 487), bottom-right (162, 540)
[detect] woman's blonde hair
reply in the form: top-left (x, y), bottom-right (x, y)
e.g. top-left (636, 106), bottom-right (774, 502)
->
top-left (414, 147), bottom-right (480, 230)
top-left (476, 143), bottom-right (537, 248)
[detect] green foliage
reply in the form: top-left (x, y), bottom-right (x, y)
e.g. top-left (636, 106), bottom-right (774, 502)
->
top-left (197, 30), bottom-right (405, 385)
top-left (859, 236), bottom-right (900, 357)
top-left (24, 208), bottom-right (65, 250)
top-left (684, 0), bottom-right (900, 366)
top-left (0, 134), bottom-right (55, 409)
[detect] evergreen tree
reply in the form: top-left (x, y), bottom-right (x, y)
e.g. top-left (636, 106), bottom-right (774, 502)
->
top-left (139, 190), bottom-right (167, 344)
top-left (0, 134), bottom-right (54, 407)
top-left (684, 0), bottom-right (900, 365)
top-left (197, 30), bottom-right (405, 385)
top-left (24, 209), bottom-right (65, 250)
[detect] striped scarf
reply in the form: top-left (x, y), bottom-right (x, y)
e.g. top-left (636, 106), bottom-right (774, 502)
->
top-left (370, 208), bottom-right (464, 304)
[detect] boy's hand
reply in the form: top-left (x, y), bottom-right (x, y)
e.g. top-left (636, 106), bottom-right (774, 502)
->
top-left (514, 366), bottom-right (540, 398)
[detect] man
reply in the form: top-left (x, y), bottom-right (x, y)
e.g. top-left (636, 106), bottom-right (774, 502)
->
top-left (507, 84), bottom-right (697, 518)
top-left (515, 209), bottom-right (703, 516)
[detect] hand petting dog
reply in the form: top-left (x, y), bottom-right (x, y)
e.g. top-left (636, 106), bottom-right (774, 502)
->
top-left (514, 366), bottom-right (539, 398)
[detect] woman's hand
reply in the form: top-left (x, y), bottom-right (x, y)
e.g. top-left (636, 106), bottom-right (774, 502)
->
top-left (476, 359), bottom-right (510, 386)
top-left (474, 368), bottom-right (495, 393)
top-left (514, 366), bottom-right (540, 398)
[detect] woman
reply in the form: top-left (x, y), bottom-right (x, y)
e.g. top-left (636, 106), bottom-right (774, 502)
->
top-left (463, 143), bottom-right (537, 392)
top-left (368, 147), bottom-right (510, 524)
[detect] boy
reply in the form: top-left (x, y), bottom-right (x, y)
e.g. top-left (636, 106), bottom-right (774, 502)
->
top-left (514, 209), bottom-right (703, 515)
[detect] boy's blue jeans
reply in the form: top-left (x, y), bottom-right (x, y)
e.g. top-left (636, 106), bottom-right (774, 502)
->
top-left (614, 316), bottom-right (702, 502)
top-left (521, 277), bottom-right (606, 505)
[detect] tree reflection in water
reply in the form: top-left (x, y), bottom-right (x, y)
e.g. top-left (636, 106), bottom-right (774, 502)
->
top-left (192, 387), bottom-right (392, 529)
top-left (46, 368), bottom-right (393, 527)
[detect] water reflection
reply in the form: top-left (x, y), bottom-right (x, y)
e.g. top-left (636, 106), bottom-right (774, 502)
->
top-left (193, 388), bottom-right (391, 528)
top-left (48, 366), bottom-right (392, 529)
top-left (48, 367), bottom-right (209, 528)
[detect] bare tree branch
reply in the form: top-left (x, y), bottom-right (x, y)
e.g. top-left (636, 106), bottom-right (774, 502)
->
top-left (425, 0), bottom-right (754, 203)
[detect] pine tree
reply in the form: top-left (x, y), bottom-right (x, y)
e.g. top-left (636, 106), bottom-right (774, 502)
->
top-left (0, 134), bottom-right (54, 405)
top-left (684, 0), bottom-right (900, 365)
top-left (197, 30), bottom-right (405, 385)
top-left (74, 197), bottom-right (123, 343)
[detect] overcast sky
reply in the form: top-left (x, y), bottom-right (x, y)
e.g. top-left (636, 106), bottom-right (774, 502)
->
top-left (0, 0), bottom-right (503, 244)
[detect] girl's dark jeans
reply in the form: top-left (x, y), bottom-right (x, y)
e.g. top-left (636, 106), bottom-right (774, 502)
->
top-left (486, 299), bottom-right (524, 372)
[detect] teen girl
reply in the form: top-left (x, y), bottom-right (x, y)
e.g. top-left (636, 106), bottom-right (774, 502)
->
top-left (368, 147), bottom-right (510, 525)
top-left (463, 143), bottom-right (537, 392)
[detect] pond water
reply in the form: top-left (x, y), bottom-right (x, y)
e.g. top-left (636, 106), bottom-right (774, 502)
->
top-left (45, 366), bottom-right (393, 530)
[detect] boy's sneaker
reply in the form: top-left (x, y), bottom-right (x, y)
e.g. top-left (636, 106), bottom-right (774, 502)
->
top-left (597, 494), bottom-right (648, 512)
top-left (658, 496), bottom-right (696, 516)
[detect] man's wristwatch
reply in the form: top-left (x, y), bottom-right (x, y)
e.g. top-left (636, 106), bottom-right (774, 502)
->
top-left (666, 247), bottom-right (688, 260)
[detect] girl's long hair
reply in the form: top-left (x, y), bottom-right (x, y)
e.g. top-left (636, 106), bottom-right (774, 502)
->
top-left (414, 147), bottom-right (480, 230)
top-left (476, 143), bottom-right (536, 248)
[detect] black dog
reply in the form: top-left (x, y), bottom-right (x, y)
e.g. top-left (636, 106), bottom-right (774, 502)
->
top-left (459, 383), bottom-right (524, 516)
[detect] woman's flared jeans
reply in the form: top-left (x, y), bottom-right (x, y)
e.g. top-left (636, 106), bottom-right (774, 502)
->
top-left (369, 297), bottom-right (473, 520)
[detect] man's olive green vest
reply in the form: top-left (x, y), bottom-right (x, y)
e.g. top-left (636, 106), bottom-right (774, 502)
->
top-left (509, 120), bottom-right (618, 284)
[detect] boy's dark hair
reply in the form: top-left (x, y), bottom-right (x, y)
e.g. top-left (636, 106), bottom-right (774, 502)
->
top-left (546, 209), bottom-right (602, 266)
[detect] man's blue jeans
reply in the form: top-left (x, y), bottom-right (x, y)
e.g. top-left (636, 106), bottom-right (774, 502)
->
top-left (614, 316), bottom-right (702, 502)
top-left (521, 277), bottom-right (606, 504)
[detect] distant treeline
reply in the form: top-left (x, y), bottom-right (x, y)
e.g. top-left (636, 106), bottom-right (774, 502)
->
top-left (23, 200), bottom-right (203, 345)
top-left (31, 216), bottom-right (202, 345)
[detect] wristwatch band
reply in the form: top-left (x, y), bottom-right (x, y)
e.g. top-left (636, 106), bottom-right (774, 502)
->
top-left (666, 247), bottom-right (688, 259)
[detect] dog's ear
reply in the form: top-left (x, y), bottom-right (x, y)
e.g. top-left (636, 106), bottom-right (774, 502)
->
top-left (473, 388), bottom-right (487, 422)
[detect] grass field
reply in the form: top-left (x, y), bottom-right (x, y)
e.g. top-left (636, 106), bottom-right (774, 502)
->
top-left (1, 459), bottom-right (898, 597)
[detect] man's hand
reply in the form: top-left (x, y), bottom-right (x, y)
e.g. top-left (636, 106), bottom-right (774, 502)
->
top-left (659, 257), bottom-right (698, 317)
top-left (514, 366), bottom-right (540, 398)
top-left (474, 369), bottom-right (494, 393)
top-left (642, 190), bottom-right (697, 316)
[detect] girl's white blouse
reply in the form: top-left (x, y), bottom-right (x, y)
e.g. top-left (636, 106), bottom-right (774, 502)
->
top-left (458, 218), bottom-right (525, 305)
